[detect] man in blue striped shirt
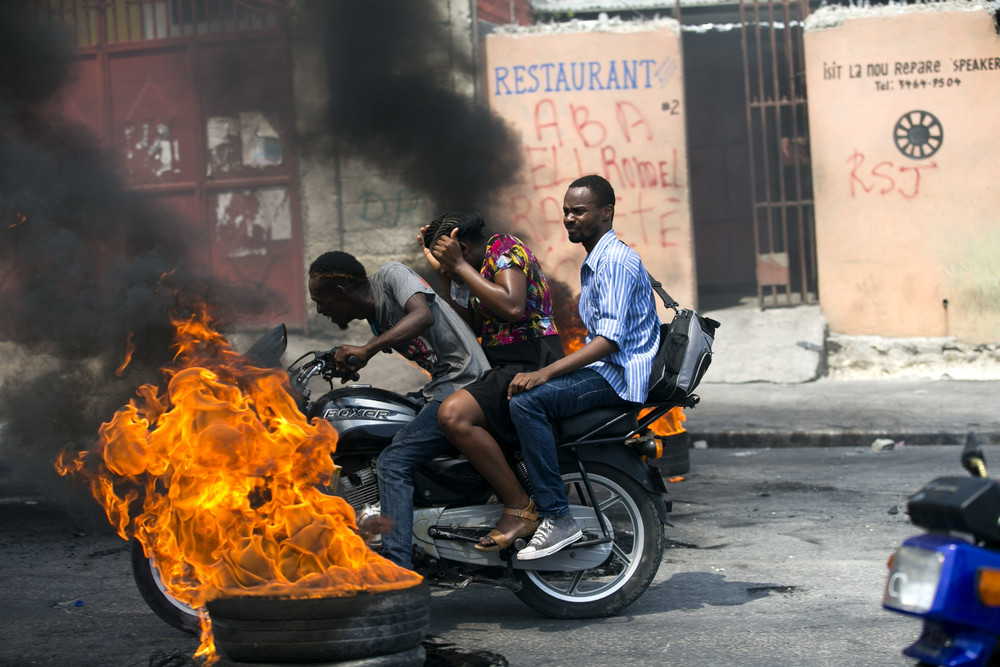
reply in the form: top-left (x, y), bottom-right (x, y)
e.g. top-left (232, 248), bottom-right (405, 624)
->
top-left (507, 174), bottom-right (660, 560)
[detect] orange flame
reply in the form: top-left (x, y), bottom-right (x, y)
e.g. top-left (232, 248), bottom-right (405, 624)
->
top-left (114, 332), bottom-right (135, 377)
top-left (56, 306), bottom-right (421, 658)
top-left (647, 406), bottom-right (686, 436)
top-left (9, 212), bottom-right (27, 228)
top-left (559, 322), bottom-right (588, 355)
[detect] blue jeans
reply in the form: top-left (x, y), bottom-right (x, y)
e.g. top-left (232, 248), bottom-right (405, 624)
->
top-left (508, 369), bottom-right (629, 517)
top-left (376, 400), bottom-right (450, 570)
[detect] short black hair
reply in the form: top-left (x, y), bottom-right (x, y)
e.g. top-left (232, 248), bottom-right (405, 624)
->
top-left (569, 174), bottom-right (615, 209)
top-left (422, 211), bottom-right (488, 248)
top-left (308, 251), bottom-right (367, 291)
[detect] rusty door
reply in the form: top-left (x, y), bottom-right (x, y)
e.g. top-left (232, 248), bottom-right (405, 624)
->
top-left (740, 0), bottom-right (818, 308)
top-left (35, 0), bottom-right (306, 328)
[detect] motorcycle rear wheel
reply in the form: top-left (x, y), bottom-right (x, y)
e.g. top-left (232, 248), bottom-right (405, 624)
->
top-left (130, 539), bottom-right (200, 634)
top-left (514, 462), bottom-right (665, 618)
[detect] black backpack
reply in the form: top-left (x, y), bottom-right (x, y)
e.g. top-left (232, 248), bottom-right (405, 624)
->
top-left (645, 273), bottom-right (720, 403)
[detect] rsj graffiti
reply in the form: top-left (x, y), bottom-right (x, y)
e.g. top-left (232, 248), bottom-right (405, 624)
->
top-left (847, 150), bottom-right (938, 199)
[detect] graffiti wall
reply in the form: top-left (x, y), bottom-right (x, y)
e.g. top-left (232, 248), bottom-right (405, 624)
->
top-left (805, 3), bottom-right (1000, 342)
top-left (484, 20), bottom-right (695, 312)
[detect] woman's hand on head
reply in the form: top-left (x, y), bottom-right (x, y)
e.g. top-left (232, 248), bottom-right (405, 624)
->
top-left (433, 228), bottom-right (466, 273)
top-left (417, 226), bottom-right (442, 273)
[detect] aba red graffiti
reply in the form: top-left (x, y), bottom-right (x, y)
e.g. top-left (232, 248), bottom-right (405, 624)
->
top-left (511, 98), bottom-right (685, 251)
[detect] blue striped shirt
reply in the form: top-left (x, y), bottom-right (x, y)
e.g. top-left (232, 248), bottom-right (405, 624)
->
top-left (580, 230), bottom-right (660, 404)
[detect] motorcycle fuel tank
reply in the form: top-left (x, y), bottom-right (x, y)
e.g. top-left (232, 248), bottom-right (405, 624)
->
top-left (309, 386), bottom-right (420, 454)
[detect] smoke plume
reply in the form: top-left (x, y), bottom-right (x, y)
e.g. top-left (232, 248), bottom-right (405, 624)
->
top-left (320, 0), bottom-right (523, 212)
top-left (0, 15), bottom-right (274, 483)
top-left (0, 1), bottom-right (528, 488)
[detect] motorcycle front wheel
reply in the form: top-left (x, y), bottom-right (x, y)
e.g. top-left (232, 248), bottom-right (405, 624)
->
top-left (514, 462), bottom-right (665, 619)
top-left (130, 539), bottom-right (201, 634)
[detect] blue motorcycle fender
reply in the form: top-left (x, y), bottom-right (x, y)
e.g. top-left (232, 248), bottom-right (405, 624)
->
top-left (893, 533), bottom-right (1000, 666)
top-left (558, 443), bottom-right (672, 526)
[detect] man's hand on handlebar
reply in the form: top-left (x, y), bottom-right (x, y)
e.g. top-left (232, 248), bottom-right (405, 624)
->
top-left (333, 344), bottom-right (368, 383)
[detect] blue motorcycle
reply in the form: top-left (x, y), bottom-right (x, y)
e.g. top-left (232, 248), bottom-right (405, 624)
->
top-left (884, 433), bottom-right (1000, 666)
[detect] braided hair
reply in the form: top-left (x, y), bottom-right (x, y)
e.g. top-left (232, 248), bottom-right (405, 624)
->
top-left (422, 211), bottom-right (489, 249)
top-left (308, 251), bottom-right (367, 292)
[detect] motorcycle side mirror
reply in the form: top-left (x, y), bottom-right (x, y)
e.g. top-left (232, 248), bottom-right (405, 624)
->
top-left (244, 324), bottom-right (288, 369)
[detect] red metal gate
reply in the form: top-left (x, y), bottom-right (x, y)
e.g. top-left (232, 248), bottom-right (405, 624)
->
top-left (740, 0), bottom-right (818, 308)
top-left (35, 0), bottom-right (306, 328)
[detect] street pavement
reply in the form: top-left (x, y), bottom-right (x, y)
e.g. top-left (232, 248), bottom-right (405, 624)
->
top-left (683, 299), bottom-right (1000, 450)
top-left (2, 443), bottom-right (988, 666)
top-left (686, 378), bottom-right (1000, 448)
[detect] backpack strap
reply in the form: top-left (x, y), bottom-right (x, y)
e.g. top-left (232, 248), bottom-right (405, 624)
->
top-left (646, 271), bottom-right (679, 312)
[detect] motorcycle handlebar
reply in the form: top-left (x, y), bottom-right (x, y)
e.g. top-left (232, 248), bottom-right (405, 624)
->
top-left (298, 348), bottom-right (361, 384)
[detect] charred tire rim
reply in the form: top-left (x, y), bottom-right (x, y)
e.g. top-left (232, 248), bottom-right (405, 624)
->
top-left (130, 538), bottom-right (200, 634)
top-left (206, 582), bottom-right (430, 664)
top-left (515, 463), bottom-right (664, 618)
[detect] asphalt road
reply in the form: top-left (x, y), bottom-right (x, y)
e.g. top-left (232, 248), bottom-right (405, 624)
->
top-left (1, 443), bottom-right (985, 667)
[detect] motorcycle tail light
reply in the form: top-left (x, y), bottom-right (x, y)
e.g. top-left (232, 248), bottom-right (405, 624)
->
top-left (650, 438), bottom-right (663, 459)
top-left (630, 433), bottom-right (663, 459)
top-left (883, 546), bottom-right (944, 614)
top-left (977, 568), bottom-right (1000, 606)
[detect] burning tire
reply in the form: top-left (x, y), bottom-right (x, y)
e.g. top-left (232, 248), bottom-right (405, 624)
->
top-left (514, 463), bottom-right (664, 618)
top-left (130, 539), bottom-right (200, 634)
top-left (206, 582), bottom-right (429, 664)
top-left (132, 539), bottom-right (429, 665)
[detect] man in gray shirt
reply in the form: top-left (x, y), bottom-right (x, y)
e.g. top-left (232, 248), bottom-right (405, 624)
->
top-left (308, 251), bottom-right (489, 569)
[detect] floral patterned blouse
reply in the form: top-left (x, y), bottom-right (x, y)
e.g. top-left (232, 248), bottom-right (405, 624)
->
top-left (466, 234), bottom-right (559, 347)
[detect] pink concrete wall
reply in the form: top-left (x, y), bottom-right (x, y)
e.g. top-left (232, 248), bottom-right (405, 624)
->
top-left (484, 22), bottom-right (695, 314)
top-left (805, 5), bottom-right (1000, 342)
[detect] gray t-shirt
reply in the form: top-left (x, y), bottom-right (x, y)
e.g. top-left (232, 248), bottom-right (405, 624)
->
top-left (368, 262), bottom-right (489, 402)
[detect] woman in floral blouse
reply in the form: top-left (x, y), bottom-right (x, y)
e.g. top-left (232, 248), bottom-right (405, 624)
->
top-left (419, 211), bottom-right (563, 551)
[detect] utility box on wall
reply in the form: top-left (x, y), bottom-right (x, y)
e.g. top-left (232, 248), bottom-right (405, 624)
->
top-left (483, 20), bottom-right (696, 313)
top-left (804, 3), bottom-right (1000, 343)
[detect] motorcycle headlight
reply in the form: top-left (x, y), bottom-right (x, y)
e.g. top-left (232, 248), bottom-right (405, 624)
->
top-left (883, 546), bottom-right (944, 614)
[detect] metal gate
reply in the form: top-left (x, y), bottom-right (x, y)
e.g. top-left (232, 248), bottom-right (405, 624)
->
top-left (740, 0), bottom-right (818, 308)
top-left (32, 0), bottom-right (306, 328)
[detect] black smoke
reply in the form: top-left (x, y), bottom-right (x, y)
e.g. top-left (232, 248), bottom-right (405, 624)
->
top-left (319, 0), bottom-right (523, 213)
top-left (0, 1), bottom-right (529, 489)
top-left (0, 14), bottom-right (274, 486)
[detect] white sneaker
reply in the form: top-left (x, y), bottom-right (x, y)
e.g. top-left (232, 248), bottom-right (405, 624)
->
top-left (516, 514), bottom-right (583, 560)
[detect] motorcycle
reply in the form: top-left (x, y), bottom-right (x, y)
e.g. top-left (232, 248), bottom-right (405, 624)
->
top-left (883, 432), bottom-right (1000, 666)
top-left (133, 324), bottom-right (697, 632)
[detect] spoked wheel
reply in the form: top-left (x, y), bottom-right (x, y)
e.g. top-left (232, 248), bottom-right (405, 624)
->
top-left (130, 539), bottom-right (200, 634)
top-left (514, 462), bottom-right (665, 618)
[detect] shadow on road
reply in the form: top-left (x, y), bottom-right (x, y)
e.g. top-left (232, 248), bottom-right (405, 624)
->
top-left (639, 571), bottom-right (797, 613)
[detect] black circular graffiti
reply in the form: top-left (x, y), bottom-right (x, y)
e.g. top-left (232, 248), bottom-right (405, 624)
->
top-left (894, 110), bottom-right (943, 159)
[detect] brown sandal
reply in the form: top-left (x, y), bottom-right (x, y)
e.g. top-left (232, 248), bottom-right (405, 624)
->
top-left (475, 499), bottom-right (540, 552)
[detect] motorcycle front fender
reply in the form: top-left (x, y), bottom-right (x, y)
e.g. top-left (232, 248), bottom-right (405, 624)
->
top-left (559, 443), bottom-right (672, 526)
top-left (890, 533), bottom-right (1000, 666)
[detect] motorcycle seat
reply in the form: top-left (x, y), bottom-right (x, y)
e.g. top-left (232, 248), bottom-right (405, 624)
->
top-left (554, 406), bottom-right (638, 443)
